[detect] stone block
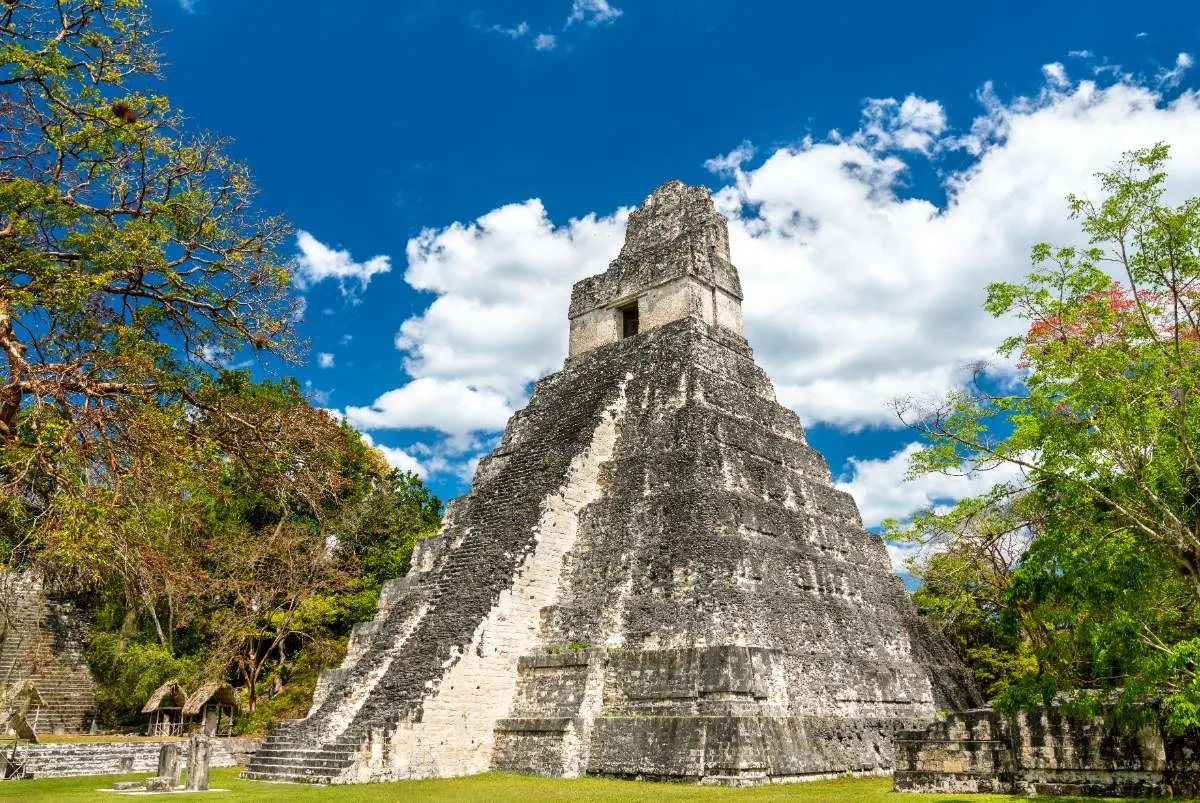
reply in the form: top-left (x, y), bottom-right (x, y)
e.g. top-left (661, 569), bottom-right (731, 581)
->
top-left (145, 776), bottom-right (172, 792)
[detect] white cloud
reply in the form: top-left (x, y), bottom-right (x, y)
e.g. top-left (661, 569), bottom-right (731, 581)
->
top-left (360, 433), bottom-right (426, 478)
top-left (835, 443), bottom-right (1025, 529)
top-left (855, 95), bottom-right (947, 154)
top-left (472, 17), bottom-right (561, 53)
top-left (490, 21), bottom-right (530, 39)
top-left (294, 231), bottom-right (391, 296)
top-left (344, 377), bottom-right (515, 440)
top-left (1042, 61), bottom-right (1068, 88)
top-left (396, 200), bottom-right (628, 411)
top-left (710, 77), bottom-right (1200, 429)
top-left (835, 443), bottom-right (1026, 573)
top-left (1157, 52), bottom-right (1195, 88)
top-left (704, 141), bottom-right (756, 177)
top-left (359, 61), bottom-right (1200, 480)
top-left (317, 352), bottom-right (335, 369)
top-left (566, 0), bottom-right (623, 26)
top-left (1068, 49), bottom-right (1093, 59)
top-left (178, 0), bottom-right (197, 12)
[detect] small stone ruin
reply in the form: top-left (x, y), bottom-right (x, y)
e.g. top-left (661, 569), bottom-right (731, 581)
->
top-left (894, 705), bottom-right (1200, 798)
top-left (245, 179), bottom-right (980, 785)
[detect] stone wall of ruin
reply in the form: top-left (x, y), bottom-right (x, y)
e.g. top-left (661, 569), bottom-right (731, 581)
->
top-left (894, 707), bottom-right (1200, 798)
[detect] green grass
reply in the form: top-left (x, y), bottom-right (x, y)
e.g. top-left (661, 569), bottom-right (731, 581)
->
top-left (0, 769), bottom-right (1166, 803)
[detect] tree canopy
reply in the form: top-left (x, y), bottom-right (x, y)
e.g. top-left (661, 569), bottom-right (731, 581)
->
top-left (1, 0), bottom-right (445, 729)
top-left (893, 144), bottom-right (1200, 731)
top-left (1, 0), bottom-right (301, 573)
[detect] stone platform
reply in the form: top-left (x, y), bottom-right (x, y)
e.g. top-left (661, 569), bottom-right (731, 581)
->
top-left (894, 707), bottom-right (1200, 798)
top-left (1, 737), bottom-right (259, 779)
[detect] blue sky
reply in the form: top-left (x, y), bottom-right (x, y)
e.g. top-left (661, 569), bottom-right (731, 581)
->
top-left (154, 1), bottom-right (1200, 569)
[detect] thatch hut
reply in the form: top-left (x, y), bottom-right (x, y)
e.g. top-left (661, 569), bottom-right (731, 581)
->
top-left (141, 680), bottom-right (188, 736)
top-left (182, 682), bottom-right (239, 737)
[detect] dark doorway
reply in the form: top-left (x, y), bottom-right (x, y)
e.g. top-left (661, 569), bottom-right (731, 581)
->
top-left (621, 303), bottom-right (639, 338)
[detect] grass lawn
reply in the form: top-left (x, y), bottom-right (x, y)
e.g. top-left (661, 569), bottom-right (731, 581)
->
top-left (0, 769), bottom-right (1165, 803)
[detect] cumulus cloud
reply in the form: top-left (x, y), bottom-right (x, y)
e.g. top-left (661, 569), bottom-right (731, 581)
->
top-left (344, 377), bottom-right (515, 440)
top-left (704, 141), bottom-right (756, 177)
top-left (1042, 61), bottom-right (1069, 88)
top-left (317, 352), bottom-right (335, 369)
top-left (834, 444), bottom-right (1026, 572)
top-left (712, 78), bottom-right (1200, 429)
top-left (1157, 52), bottom-right (1195, 88)
top-left (342, 201), bottom-right (626, 477)
top-left (294, 231), bottom-right (391, 296)
top-left (360, 61), bottom-right (1200, 480)
top-left (534, 33), bottom-right (558, 51)
top-left (855, 95), bottom-right (947, 154)
top-left (835, 443), bottom-right (1026, 529)
top-left (566, 0), bottom-right (623, 26)
top-left (360, 433), bottom-right (426, 478)
top-left (396, 201), bottom-right (627, 408)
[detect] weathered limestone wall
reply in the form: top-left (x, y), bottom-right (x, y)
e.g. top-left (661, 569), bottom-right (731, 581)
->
top-left (6, 737), bottom-right (257, 779)
top-left (567, 181), bottom-right (744, 359)
top-left (894, 707), bottom-right (1200, 798)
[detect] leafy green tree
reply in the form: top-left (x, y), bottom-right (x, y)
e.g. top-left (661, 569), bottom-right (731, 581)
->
top-left (337, 469), bottom-right (443, 586)
top-left (0, 0), bottom-right (448, 729)
top-left (0, 0), bottom-right (296, 581)
top-left (902, 492), bottom-right (1038, 699)
top-left (893, 144), bottom-right (1200, 730)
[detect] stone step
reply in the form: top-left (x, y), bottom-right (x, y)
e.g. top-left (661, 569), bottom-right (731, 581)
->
top-left (251, 747), bottom-right (356, 761)
top-left (240, 769), bottom-right (336, 784)
top-left (247, 755), bottom-right (352, 771)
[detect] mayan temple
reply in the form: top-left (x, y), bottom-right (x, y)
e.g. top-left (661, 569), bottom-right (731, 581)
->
top-left (243, 180), bottom-right (979, 785)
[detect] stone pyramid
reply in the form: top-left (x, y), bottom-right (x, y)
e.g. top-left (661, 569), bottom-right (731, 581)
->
top-left (244, 180), bottom-right (979, 786)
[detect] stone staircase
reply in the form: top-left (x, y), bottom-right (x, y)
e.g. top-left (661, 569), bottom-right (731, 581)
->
top-left (243, 341), bottom-right (632, 784)
top-left (240, 722), bottom-right (360, 783)
top-left (0, 573), bottom-right (96, 734)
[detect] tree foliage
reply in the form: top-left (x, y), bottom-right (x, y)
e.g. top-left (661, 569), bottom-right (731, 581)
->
top-left (1, 0), bottom-right (298, 577)
top-left (893, 144), bottom-right (1200, 730)
top-left (0, 1), bottom-right (446, 729)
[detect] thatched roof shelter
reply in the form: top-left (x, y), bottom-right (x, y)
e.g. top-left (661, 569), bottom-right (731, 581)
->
top-left (182, 682), bottom-right (239, 718)
top-left (141, 680), bottom-right (187, 714)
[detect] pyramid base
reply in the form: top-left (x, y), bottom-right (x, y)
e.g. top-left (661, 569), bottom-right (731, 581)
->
top-left (494, 713), bottom-right (925, 784)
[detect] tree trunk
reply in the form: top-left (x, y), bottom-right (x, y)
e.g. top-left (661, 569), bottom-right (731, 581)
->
top-left (119, 584), bottom-right (139, 645)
